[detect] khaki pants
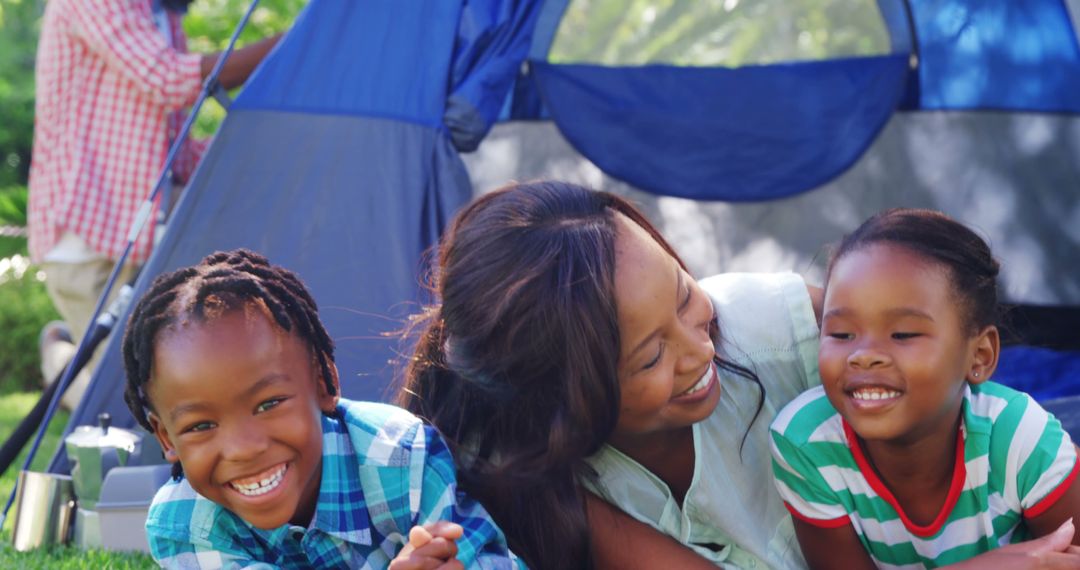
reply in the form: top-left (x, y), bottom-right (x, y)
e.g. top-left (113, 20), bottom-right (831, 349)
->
top-left (40, 259), bottom-right (137, 410)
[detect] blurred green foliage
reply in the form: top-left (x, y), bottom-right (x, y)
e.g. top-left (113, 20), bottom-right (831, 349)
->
top-left (184, 0), bottom-right (305, 52)
top-left (0, 0), bottom-right (38, 190)
top-left (0, 257), bottom-right (59, 394)
top-left (185, 0), bottom-right (306, 138)
top-left (0, 185), bottom-right (29, 258)
top-left (551, 0), bottom-right (889, 66)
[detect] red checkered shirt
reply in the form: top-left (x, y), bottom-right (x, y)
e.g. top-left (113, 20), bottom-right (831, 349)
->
top-left (28, 0), bottom-right (205, 264)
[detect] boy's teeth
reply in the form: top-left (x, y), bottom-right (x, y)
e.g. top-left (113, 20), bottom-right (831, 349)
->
top-left (230, 464), bottom-right (287, 496)
top-left (852, 388), bottom-right (901, 401)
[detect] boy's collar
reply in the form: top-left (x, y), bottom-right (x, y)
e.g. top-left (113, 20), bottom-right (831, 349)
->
top-left (307, 409), bottom-right (375, 545)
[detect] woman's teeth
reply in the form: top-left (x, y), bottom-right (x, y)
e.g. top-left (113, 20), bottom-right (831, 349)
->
top-left (682, 366), bottom-right (713, 396)
top-left (230, 464), bottom-right (286, 497)
top-left (851, 388), bottom-right (901, 401)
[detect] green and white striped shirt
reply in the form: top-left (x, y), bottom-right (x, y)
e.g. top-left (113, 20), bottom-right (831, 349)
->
top-left (770, 382), bottom-right (1078, 569)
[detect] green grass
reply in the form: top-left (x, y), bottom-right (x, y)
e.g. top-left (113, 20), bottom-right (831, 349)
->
top-left (0, 543), bottom-right (155, 569)
top-left (0, 392), bottom-right (70, 508)
top-left (0, 392), bottom-right (154, 568)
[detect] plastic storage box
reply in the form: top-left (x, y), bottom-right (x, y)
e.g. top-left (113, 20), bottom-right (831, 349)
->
top-left (96, 464), bottom-right (171, 553)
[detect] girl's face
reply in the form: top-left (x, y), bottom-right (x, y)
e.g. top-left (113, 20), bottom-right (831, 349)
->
top-left (146, 305), bottom-right (338, 530)
top-left (819, 243), bottom-right (988, 446)
top-left (609, 214), bottom-right (720, 446)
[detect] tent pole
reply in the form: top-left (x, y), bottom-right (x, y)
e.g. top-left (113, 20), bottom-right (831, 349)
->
top-left (899, 0), bottom-right (921, 104)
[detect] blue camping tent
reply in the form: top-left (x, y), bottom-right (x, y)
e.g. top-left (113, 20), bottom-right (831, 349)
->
top-left (55, 0), bottom-right (1080, 471)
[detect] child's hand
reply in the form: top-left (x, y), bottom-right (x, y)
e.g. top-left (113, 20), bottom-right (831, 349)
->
top-left (944, 519), bottom-right (1080, 569)
top-left (389, 521), bottom-right (465, 570)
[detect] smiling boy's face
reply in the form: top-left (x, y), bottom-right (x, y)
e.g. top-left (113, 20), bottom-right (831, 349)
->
top-left (146, 303), bottom-right (339, 529)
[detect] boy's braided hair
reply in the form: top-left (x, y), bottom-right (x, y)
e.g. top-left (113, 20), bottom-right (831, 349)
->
top-left (122, 249), bottom-right (337, 441)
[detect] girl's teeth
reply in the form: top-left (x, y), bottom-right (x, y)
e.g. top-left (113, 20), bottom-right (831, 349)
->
top-left (852, 389), bottom-right (901, 401)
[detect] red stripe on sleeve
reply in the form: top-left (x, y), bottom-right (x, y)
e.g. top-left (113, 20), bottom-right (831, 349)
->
top-left (784, 502), bottom-right (851, 529)
top-left (1025, 456), bottom-right (1080, 519)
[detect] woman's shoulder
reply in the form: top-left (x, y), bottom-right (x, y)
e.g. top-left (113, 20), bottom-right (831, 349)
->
top-left (701, 272), bottom-right (821, 396)
top-left (698, 272), bottom-right (806, 303)
top-left (699, 272), bottom-right (816, 345)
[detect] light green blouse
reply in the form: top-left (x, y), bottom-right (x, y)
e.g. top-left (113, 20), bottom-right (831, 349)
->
top-left (585, 272), bottom-right (820, 569)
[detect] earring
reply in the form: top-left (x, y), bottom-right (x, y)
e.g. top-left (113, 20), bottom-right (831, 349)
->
top-left (973, 372), bottom-right (980, 378)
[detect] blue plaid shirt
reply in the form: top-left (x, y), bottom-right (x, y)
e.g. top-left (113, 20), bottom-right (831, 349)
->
top-left (146, 400), bottom-right (522, 569)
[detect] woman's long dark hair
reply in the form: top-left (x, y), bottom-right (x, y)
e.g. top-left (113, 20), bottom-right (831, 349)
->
top-left (398, 181), bottom-right (762, 569)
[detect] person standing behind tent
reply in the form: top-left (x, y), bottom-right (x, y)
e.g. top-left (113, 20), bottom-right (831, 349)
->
top-left (28, 0), bottom-right (280, 409)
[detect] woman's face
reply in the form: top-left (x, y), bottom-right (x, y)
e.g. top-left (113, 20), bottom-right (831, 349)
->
top-left (609, 214), bottom-right (721, 446)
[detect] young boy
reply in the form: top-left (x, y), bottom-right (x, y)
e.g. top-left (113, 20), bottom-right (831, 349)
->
top-left (121, 249), bottom-right (520, 568)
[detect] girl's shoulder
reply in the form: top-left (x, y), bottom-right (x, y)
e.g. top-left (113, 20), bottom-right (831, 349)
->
top-left (965, 381), bottom-right (1044, 435)
top-left (965, 382), bottom-right (1079, 512)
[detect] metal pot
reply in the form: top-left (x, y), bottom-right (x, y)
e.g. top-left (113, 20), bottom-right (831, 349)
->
top-left (63, 413), bottom-right (141, 510)
top-left (10, 471), bottom-right (75, 551)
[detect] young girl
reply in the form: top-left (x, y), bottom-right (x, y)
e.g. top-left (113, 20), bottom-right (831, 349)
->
top-left (121, 249), bottom-right (519, 569)
top-left (770, 209), bottom-right (1080, 569)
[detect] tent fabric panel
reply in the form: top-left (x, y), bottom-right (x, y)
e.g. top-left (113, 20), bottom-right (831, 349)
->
top-left (444, 0), bottom-right (543, 151)
top-left (528, 0), bottom-right (569, 60)
top-left (235, 0), bottom-right (540, 151)
top-left (53, 110), bottom-right (470, 472)
top-left (233, 0), bottom-right (463, 126)
top-left (465, 117), bottom-right (1080, 307)
top-left (531, 55), bottom-right (909, 201)
top-left (876, 0), bottom-right (916, 55)
top-left (464, 119), bottom-right (1080, 402)
top-left (996, 347), bottom-right (1080, 402)
top-left (912, 0), bottom-right (1080, 112)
